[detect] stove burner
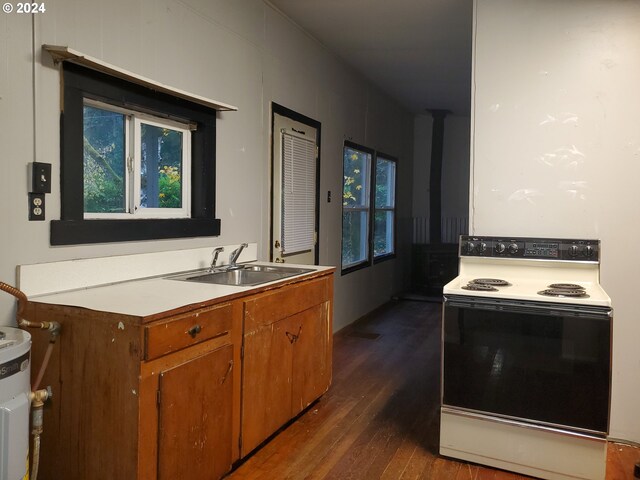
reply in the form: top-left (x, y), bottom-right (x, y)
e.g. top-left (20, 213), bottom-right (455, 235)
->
top-left (462, 283), bottom-right (498, 292)
top-left (548, 283), bottom-right (584, 290)
top-left (470, 278), bottom-right (511, 287)
top-left (538, 288), bottom-right (590, 298)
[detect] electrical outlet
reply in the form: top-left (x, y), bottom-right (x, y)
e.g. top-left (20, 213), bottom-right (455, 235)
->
top-left (28, 193), bottom-right (45, 221)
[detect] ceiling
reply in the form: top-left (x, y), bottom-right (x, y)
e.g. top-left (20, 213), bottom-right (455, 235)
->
top-left (267, 0), bottom-right (474, 115)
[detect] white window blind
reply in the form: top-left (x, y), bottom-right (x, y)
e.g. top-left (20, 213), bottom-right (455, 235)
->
top-left (281, 131), bottom-right (316, 255)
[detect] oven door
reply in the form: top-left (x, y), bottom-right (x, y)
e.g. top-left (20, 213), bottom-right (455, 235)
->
top-left (442, 295), bottom-right (612, 435)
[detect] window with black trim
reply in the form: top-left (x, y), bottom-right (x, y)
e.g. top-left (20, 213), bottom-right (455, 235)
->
top-left (51, 62), bottom-right (220, 245)
top-left (373, 154), bottom-right (397, 261)
top-left (341, 142), bottom-right (372, 272)
top-left (341, 142), bottom-right (397, 274)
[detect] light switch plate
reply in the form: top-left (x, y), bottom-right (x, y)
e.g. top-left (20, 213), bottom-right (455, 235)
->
top-left (29, 162), bottom-right (51, 193)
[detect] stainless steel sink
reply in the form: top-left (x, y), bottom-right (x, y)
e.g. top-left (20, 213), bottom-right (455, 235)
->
top-left (235, 265), bottom-right (312, 275)
top-left (167, 264), bottom-right (314, 286)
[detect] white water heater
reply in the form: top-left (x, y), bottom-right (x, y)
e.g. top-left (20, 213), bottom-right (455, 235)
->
top-left (0, 327), bottom-right (30, 480)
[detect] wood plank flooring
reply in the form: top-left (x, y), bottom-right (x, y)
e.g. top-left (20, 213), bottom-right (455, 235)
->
top-left (227, 300), bottom-right (640, 480)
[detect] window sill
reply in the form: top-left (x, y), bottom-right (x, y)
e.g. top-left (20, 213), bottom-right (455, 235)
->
top-left (50, 218), bottom-right (221, 245)
top-left (373, 253), bottom-right (396, 264)
top-left (341, 261), bottom-right (370, 276)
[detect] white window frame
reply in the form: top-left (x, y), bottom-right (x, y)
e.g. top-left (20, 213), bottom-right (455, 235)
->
top-left (83, 99), bottom-right (191, 220)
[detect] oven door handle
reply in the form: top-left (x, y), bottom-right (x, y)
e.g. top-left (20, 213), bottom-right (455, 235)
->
top-left (444, 295), bottom-right (612, 319)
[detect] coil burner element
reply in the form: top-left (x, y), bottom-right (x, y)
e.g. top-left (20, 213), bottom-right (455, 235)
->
top-left (462, 283), bottom-right (498, 292)
top-left (548, 283), bottom-right (584, 290)
top-left (469, 278), bottom-right (511, 287)
top-left (537, 288), bottom-right (589, 298)
top-left (539, 283), bottom-right (588, 298)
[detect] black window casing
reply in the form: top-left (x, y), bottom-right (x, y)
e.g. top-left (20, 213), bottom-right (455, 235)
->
top-left (341, 140), bottom-right (374, 275)
top-left (51, 62), bottom-right (220, 245)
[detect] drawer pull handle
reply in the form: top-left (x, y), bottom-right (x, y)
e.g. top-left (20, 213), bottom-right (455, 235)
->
top-left (187, 324), bottom-right (202, 338)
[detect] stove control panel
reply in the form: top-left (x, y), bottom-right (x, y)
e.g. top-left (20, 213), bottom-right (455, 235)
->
top-left (459, 236), bottom-right (600, 262)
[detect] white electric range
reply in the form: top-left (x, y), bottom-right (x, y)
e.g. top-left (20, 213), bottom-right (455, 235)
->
top-left (440, 235), bottom-right (612, 480)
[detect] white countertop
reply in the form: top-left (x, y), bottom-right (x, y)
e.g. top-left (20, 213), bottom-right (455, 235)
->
top-left (29, 262), bottom-right (334, 318)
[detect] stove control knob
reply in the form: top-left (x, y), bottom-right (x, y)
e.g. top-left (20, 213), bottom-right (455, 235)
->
top-left (507, 243), bottom-right (518, 254)
top-left (569, 245), bottom-right (579, 257)
top-left (477, 242), bottom-right (487, 254)
top-left (465, 242), bottom-right (476, 254)
top-left (584, 245), bottom-right (595, 258)
top-left (495, 242), bottom-right (506, 254)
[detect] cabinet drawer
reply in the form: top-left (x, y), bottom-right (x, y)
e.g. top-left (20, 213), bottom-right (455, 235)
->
top-left (244, 277), bottom-right (329, 331)
top-left (145, 303), bottom-right (232, 360)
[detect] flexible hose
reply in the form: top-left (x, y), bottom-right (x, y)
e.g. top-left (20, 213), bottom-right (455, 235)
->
top-left (31, 433), bottom-right (40, 480)
top-left (29, 389), bottom-right (49, 480)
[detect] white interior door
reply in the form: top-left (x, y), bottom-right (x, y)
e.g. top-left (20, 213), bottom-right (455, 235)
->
top-left (272, 112), bottom-right (318, 265)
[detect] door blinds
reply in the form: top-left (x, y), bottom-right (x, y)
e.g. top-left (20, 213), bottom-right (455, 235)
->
top-left (281, 131), bottom-right (316, 255)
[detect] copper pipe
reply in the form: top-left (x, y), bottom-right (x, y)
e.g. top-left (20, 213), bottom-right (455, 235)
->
top-left (0, 280), bottom-right (28, 317)
top-left (0, 280), bottom-right (61, 334)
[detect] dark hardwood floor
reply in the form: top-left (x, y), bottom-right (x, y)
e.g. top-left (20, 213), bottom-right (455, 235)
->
top-left (227, 300), bottom-right (640, 480)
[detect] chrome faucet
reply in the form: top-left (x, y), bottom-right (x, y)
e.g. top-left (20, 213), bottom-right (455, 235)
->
top-left (228, 243), bottom-right (248, 269)
top-left (210, 247), bottom-right (224, 271)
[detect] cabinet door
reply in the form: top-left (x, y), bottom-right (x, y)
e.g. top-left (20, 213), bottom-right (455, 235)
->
top-left (241, 317), bottom-right (294, 456)
top-left (291, 303), bottom-right (332, 416)
top-left (157, 344), bottom-right (234, 480)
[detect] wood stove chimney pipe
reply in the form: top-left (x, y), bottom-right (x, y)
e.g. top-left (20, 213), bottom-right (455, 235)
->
top-left (427, 109), bottom-right (450, 244)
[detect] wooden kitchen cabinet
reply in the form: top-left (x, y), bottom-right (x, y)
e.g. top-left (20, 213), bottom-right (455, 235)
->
top-left (156, 344), bottom-right (233, 480)
top-left (241, 276), bottom-right (333, 456)
top-left (25, 270), bottom-right (334, 479)
top-left (291, 303), bottom-right (332, 412)
top-left (26, 300), bottom-right (243, 480)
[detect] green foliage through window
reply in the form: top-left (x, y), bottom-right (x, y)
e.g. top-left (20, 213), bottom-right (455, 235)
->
top-left (374, 157), bottom-right (396, 257)
top-left (342, 145), bottom-right (371, 269)
top-left (341, 144), bottom-right (397, 272)
top-left (140, 124), bottom-right (183, 209)
top-left (83, 106), bottom-right (126, 213)
top-left (82, 102), bottom-right (190, 217)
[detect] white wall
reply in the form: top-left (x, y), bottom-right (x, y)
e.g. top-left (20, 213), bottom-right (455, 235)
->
top-left (0, 0), bottom-right (414, 332)
top-left (472, 0), bottom-right (640, 443)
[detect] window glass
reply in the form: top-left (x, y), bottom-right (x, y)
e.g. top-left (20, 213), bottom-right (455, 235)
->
top-left (140, 123), bottom-right (184, 210)
top-left (342, 144), bottom-right (372, 270)
top-left (374, 157), bottom-right (397, 258)
top-left (82, 100), bottom-right (190, 219)
top-left (375, 158), bottom-right (396, 208)
top-left (374, 210), bottom-right (394, 257)
top-left (83, 105), bottom-right (127, 213)
top-left (342, 210), bottom-right (369, 267)
top-left (342, 147), bottom-right (369, 208)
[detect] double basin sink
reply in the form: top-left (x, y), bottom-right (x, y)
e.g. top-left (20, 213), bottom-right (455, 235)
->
top-left (167, 264), bottom-right (314, 287)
